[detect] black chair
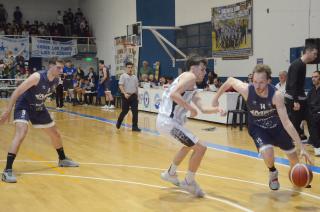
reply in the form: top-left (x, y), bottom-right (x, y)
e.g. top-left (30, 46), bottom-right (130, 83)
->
top-left (226, 94), bottom-right (247, 130)
top-left (114, 88), bottom-right (122, 108)
top-left (114, 93), bottom-right (122, 108)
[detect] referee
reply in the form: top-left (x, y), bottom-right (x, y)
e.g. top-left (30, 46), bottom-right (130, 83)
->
top-left (116, 62), bottom-right (141, 132)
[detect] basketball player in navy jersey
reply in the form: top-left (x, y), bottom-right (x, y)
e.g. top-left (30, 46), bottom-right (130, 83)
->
top-left (0, 58), bottom-right (79, 183)
top-left (99, 60), bottom-right (114, 109)
top-left (157, 55), bottom-right (224, 197)
top-left (212, 64), bottom-right (312, 190)
top-left (63, 60), bottom-right (77, 105)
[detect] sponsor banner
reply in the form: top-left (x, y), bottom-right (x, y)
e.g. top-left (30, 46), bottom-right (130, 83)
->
top-left (31, 37), bottom-right (77, 58)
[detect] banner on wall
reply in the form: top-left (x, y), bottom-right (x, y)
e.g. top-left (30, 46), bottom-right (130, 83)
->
top-left (31, 37), bottom-right (77, 58)
top-left (211, 0), bottom-right (253, 57)
top-left (0, 37), bottom-right (29, 60)
top-left (114, 36), bottom-right (139, 79)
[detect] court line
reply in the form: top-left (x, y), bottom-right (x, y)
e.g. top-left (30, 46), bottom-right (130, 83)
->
top-left (54, 118), bottom-right (84, 122)
top-left (3, 160), bottom-right (320, 200)
top-left (205, 143), bottom-right (320, 174)
top-left (48, 107), bottom-right (160, 135)
top-left (49, 107), bottom-right (320, 174)
top-left (18, 172), bottom-right (253, 212)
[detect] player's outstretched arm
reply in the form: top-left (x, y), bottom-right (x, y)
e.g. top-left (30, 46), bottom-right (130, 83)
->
top-left (273, 91), bottom-right (312, 164)
top-left (192, 93), bottom-right (225, 115)
top-left (212, 77), bottom-right (248, 106)
top-left (0, 73), bottom-right (40, 125)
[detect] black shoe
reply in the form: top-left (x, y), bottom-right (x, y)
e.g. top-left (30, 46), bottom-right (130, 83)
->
top-left (116, 122), bottom-right (121, 129)
top-left (132, 127), bottom-right (141, 132)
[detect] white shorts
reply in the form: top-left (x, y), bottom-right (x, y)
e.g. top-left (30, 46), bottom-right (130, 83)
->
top-left (156, 115), bottom-right (199, 147)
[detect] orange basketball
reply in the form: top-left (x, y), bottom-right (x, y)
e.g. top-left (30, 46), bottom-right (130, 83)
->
top-left (289, 163), bottom-right (313, 188)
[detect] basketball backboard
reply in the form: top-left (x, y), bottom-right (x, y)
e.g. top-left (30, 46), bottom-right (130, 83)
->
top-left (126, 22), bottom-right (142, 47)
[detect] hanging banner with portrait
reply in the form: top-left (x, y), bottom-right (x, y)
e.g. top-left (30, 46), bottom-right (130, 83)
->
top-left (211, 0), bottom-right (253, 57)
top-left (0, 36), bottom-right (29, 60)
top-left (114, 36), bottom-right (139, 79)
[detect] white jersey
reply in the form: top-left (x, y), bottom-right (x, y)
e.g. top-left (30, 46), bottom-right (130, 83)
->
top-left (158, 74), bottom-right (197, 125)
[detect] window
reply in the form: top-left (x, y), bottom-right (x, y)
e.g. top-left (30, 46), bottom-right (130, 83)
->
top-left (176, 22), bottom-right (212, 57)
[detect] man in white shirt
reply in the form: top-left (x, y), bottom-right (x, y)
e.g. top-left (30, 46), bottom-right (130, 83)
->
top-left (116, 62), bottom-right (140, 131)
top-left (275, 70), bottom-right (287, 95)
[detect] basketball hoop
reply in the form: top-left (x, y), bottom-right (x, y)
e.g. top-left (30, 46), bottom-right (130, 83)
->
top-left (126, 22), bottom-right (142, 47)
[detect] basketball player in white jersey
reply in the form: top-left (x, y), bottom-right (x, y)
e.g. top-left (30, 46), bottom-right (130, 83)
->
top-left (157, 55), bottom-right (224, 197)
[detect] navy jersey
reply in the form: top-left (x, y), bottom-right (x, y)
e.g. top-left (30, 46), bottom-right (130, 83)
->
top-left (16, 70), bottom-right (58, 111)
top-left (63, 66), bottom-right (76, 80)
top-left (246, 84), bottom-right (281, 129)
top-left (99, 66), bottom-right (110, 82)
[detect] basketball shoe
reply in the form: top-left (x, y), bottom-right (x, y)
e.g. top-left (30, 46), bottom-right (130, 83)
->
top-left (58, 157), bottom-right (79, 167)
top-left (2, 169), bottom-right (17, 183)
top-left (269, 170), bottom-right (280, 190)
top-left (179, 179), bottom-right (205, 197)
top-left (160, 171), bottom-right (179, 186)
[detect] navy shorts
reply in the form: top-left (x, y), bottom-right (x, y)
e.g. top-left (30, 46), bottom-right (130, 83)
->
top-left (103, 80), bottom-right (111, 91)
top-left (14, 108), bottom-right (55, 128)
top-left (248, 124), bottom-right (295, 153)
top-left (63, 79), bottom-right (74, 90)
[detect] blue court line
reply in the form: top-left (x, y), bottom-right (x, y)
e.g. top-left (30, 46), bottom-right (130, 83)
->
top-left (48, 107), bottom-right (159, 135)
top-left (49, 107), bottom-right (320, 174)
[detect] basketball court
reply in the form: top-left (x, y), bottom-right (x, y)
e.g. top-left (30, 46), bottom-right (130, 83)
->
top-left (0, 101), bottom-right (319, 212)
top-left (0, 0), bottom-right (320, 211)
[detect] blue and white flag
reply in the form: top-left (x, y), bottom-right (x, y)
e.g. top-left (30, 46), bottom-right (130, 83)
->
top-left (0, 36), bottom-right (29, 60)
top-left (31, 37), bottom-right (77, 58)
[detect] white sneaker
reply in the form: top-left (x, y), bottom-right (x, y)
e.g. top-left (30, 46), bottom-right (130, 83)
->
top-left (314, 147), bottom-right (320, 157)
top-left (58, 157), bottom-right (79, 167)
top-left (101, 105), bottom-right (109, 109)
top-left (160, 171), bottom-right (179, 186)
top-left (2, 169), bottom-right (17, 183)
top-left (179, 179), bottom-right (205, 197)
top-left (269, 170), bottom-right (280, 190)
top-left (109, 105), bottom-right (115, 109)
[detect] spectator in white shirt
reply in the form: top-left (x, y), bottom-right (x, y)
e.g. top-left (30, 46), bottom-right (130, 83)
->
top-left (275, 70), bottom-right (287, 95)
top-left (56, 10), bottom-right (63, 25)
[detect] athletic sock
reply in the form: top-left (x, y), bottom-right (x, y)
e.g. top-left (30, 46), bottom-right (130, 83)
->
top-left (56, 147), bottom-right (66, 160)
top-left (168, 163), bottom-right (178, 176)
top-left (269, 166), bottom-right (276, 172)
top-left (185, 170), bottom-right (195, 184)
top-left (5, 153), bottom-right (16, 170)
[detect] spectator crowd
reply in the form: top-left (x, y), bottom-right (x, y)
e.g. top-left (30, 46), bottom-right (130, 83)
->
top-left (0, 4), bottom-right (91, 39)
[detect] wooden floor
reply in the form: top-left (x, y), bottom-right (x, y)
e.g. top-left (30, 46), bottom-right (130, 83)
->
top-left (0, 100), bottom-right (319, 212)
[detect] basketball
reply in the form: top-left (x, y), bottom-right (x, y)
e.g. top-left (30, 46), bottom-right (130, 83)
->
top-left (289, 163), bottom-right (313, 187)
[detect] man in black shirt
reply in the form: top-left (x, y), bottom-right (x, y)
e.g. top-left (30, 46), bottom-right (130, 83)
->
top-left (285, 45), bottom-right (318, 141)
top-left (13, 6), bottom-right (22, 25)
top-left (306, 71), bottom-right (320, 156)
